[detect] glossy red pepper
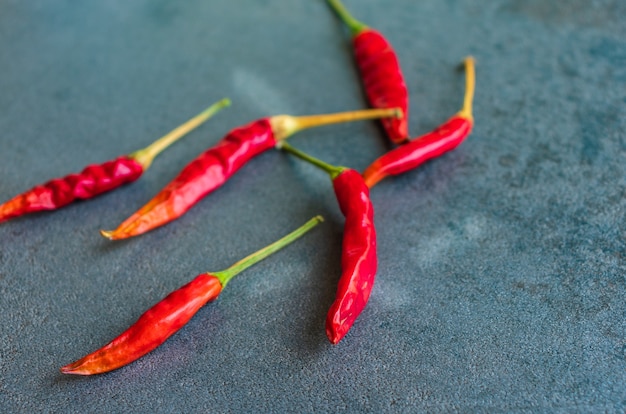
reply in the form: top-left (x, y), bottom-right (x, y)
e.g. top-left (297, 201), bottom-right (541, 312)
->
top-left (326, 0), bottom-right (409, 144)
top-left (279, 143), bottom-right (376, 344)
top-left (61, 273), bottom-right (221, 376)
top-left (0, 99), bottom-right (230, 224)
top-left (363, 57), bottom-right (476, 188)
top-left (61, 215), bottom-right (324, 375)
top-left (328, 169), bottom-right (377, 343)
top-left (101, 107), bottom-right (399, 240)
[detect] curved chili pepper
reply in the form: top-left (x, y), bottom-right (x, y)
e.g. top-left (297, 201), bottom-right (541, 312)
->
top-left (328, 169), bottom-right (376, 344)
top-left (61, 215), bottom-right (324, 375)
top-left (279, 143), bottom-right (376, 344)
top-left (101, 107), bottom-right (399, 240)
top-left (363, 57), bottom-right (476, 188)
top-left (326, 0), bottom-right (409, 144)
top-left (0, 99), bottom-right (230, 224)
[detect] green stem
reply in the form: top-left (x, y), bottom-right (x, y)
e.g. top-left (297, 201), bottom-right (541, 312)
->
top-left (213, 215), bottom-right (324, 288)
top-left (326, 0), bottom-right (368, 36)
top-left (129, 98), bottom-right (231, 170)
top-left (278, 142), bottom-right (346, 180)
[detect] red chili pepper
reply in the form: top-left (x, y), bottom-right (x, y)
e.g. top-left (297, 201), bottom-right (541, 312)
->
top-left (326, 0), bottom-right (409, 144)
top-left (363, 57), bottom-right (476, 188)
top-left (279, 143), bottom-right (376, 344)
top-left (101, 107), bottom-right (399, 240)
top-left (0, 99), bottom-right (230, 224)
top-left (61, 215), bottom-right (324, 375)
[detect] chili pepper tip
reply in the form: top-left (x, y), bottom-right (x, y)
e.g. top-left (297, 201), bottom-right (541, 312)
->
top-left (99, 229), bottom-right (114, 240)
top-left (60, 362), bottom-right (84, 375)
top-left (326, 330), bottom-right (342, 345)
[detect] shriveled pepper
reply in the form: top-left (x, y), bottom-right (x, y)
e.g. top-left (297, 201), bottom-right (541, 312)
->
top-left (0, 99), bottom-right (230, 224)
top-left (363, 57), bottom-right (475, 188)
top-left (101, 107), bottom-right (400, 240)
top-left (326, 0), bottom-right (409, 144)
top-left (61, 215), bottom-right (323, 375)
top-left (279, 142), bottom-right (376, 344)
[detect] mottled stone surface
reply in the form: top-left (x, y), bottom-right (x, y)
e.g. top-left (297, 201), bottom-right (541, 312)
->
top-left (1, 0), bottom-right (624, 412)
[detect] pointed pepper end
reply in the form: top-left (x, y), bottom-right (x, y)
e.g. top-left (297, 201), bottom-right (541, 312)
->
top-left (60, 361), bottom-right (89, 376)
top-left (0, 201), bottom-right (20, 224)
top-left (99, 229), bottom-right (116, 240)
top-left (325, 326), bottom-right (344, 345)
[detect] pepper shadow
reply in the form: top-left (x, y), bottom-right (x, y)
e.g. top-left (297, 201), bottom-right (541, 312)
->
top-left (287, 213), bottom-right (345, 357)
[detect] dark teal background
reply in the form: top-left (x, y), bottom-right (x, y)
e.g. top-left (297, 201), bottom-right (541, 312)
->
top-left (1, 0), bottom-right (625, 412)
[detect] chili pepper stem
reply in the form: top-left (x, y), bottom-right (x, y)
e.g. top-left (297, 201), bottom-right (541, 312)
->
top-left (278, 142), bottom-right (346, 180)
top-left (129, 98), bottom-right (231, 170)
top-left (212, 215), bottom-right (324, 288)
top-left (456, 57), bottom-right (475, 123)
top-left (326, 0), bottom-right (368, 36)
top-left (270, 107), bottom-right (401, 142)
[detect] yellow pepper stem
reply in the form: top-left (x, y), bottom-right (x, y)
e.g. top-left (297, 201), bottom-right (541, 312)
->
top-left (129, 98), bottom-right (231, 170)
top-left (270, 107), bottom-right (402, 142)
top-left (456, 57), bottom-right (475, 123)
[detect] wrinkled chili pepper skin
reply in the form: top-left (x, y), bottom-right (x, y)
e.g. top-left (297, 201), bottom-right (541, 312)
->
top-left (107, 119), bottom-right (275, 239)
top-left (363, 115), bottom-right (473, 188)
top-left (61, 274), bottom-right (222, 375)
top-left (0, 156), bottom-right (143, 224)
top-left (354, 29), bottom-right (409, 144)
top-left (326, 169), bottom-right (377, 344)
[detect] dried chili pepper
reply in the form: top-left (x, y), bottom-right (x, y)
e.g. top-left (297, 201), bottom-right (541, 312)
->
top-left (101, 107), bottom-right (400, 240)
top-left (61, 215), bottom-right (323, 375)
top-left (0, 99), bottom-right (230, 224)
top-left (326, 0), bottom-right (409, 144)
top-left (363, 57), bottom-right (476, 188)
top-left (279, 142), bottom-right (376, 344)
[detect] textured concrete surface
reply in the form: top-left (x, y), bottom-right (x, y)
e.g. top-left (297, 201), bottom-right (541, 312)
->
top-left (1, 0), bottom-right (625, 412)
